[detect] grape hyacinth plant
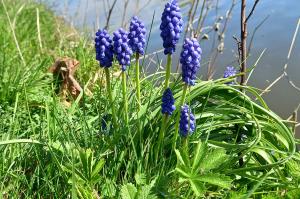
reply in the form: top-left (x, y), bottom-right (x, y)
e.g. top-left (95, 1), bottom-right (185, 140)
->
top-left (160, 0), bottom-right (183, 89)
top-left (129, 16), bottom-right (146, 112)
top-left (173, 38), bottom-right (202, 148)
top-left (223, 66), bottom-right (237, 84)
top-left (113, 28), bottom-right (133, 125)
top-left (95, 29), bottom-right (118, 128)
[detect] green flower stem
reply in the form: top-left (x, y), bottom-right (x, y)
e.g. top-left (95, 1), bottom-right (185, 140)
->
top-left (182, 136), bottom-right (189, 153)
top-left (104, 68), bottom-right (118, 129)
top-left (173, 83), bottom-right (188, 149)
top-left (135, 53), bottom-right (141, 110)
top-left (122, 70), bottom-right (129, 125)
top-left (156, 113), bottom-right (168, 161)
top-left (164, 54), bottom-right (172, 90)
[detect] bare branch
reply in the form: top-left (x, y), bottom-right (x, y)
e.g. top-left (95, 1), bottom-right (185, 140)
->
top-left (104, 0), bottom-right (118, 30)
top-left (245, 0), bottom-right (260, 23)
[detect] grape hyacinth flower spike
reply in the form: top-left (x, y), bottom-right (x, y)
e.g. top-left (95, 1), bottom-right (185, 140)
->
top-left (113, 28), bottom-right (133, 71)
top-left (95, 29), bottom-right (118, 129)
top-left (129, 16), bottom-right (146, 112)
top-left (179, 105), bottom-right (196, 137)
top-left (172, 38), bottom-right (202, 148)
top-left (181, 38), bottom-right (202, 86)
top-left (160, 0), bottom-right (183, 55)
top-left (129, 16), bottom-right (146, 55)
top-left (223, 66), bottom-right (237, 84)
top-left (113, 28), bottom-right (133, 125)
top-left (161, 88), bottom-right (176, 115)
top-left (160, 0), bottom-right (183, 90)
top-left (95, 29), bottom-right (114, 68)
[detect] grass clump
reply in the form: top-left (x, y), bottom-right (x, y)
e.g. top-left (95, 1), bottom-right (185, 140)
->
top-left (0, 0), bottom-right (299, 198)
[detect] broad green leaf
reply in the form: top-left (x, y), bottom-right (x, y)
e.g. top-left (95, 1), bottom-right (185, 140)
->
top-left (175, 165), bottom-right (191, 179)
top-left (135, 173), bottom-right (146, 186)
top-left (121, 183), bottom-right (137, 199)
top-left (192, 141), bottom-right (207, 172)
top-left (189, 179), bottom-right (205, 197)
top-left (175, 149), bottom-right (186, 166)
top-left (195, 173), bottom-right (232, 188)
top-left (200, 148), bottom-right (228, 172)
top-left (91, 158), bottom-right (105, 178)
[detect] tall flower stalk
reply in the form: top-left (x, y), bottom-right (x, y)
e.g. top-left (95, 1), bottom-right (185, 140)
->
top-left (173, 38), bottom-right (202, 148)
top-left (156, 87), bottom-right (176, 159)
top-left (95, 29), bottom-right (118, 129)
top-left (160, 0), bottom-right (183, 89)
top-left (129, 16), bottom-right (146, 111)
top-left (113, 28), bottom-right (132, 125)
top-left (157, 0), bottom-right (183, 158)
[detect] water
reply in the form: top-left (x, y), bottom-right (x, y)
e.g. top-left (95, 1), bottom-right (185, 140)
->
top-left (44, 0), bottom-right (300, 137)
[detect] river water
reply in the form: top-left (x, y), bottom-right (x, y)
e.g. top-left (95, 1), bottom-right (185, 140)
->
top-left (43, 0), bottom-right (300, 137)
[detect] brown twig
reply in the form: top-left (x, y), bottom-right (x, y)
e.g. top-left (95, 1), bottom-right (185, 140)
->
top-left (259, 18), bottom-right (300, 97)
top-left (121, 0), bottom-right (129, 28)
top-left (245, 0), bottom-right (260, 23)
top-left (240, 0), bottom-right (247, 86)
top-left (104, 0), bottom-right (118, 30)
top-left (206, 0), bottom-right (236, 80)
top-left (247, 15), bottom-right (269, 56)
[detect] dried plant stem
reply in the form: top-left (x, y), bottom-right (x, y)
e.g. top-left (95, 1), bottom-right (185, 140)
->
top-left (104, 0), bottom-right (117, 30)
top-left (240, 0), bottom-right (247, 86)
top-left (1, 0), bottom-right (25, 66)
top-left (36, 8), bottom-right (42, 49)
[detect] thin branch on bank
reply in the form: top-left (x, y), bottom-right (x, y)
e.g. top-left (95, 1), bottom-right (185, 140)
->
top-left (104, 0), bottom-right (118, 30)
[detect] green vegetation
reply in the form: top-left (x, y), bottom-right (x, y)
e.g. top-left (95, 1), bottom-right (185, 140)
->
top-left (0, 0), bottom-right (299, 198)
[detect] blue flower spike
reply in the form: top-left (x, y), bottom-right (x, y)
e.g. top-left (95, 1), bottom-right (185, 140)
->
top-left (160, 0), bottom-right (183, 55)
top-left (113, 28), bottom-right (133, 71)
top-left (180, 38), bottom-right (202, 86)
top-left (95, 29), bottom-right (114, 68)
top-left (161, 87), bottom-right (176, 115)
top-left (223, 66), bottom-right (237, 84)
top-left (179, 104), bottom-right (196, 137)
top-left (129, 16), bottom-right (146, 55)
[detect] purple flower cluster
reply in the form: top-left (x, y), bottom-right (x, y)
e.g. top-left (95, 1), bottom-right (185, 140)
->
top-left (179, 105), bottom-right (196, 137)
top-left (129, 16), bottom-right (146, 55)
top-left (180, 38), bottom-right (202, 86)
top-left (160, 0), bottom-right (183, 55)
top-left (223, 66), bottom-right (237, 84)
top-left (95, 29), bottom-right (114, 68)
top-left (161, 88), bottom-right (176, 115)
top-left (113, 28), bottom-right (133, 71)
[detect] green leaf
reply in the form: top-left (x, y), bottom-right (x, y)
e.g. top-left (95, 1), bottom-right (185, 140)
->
top-left (200, 148), bottom-right (228, 172)
top-left (135, 173), bottom-right (146, 186)
top-left (121, 183), bottom-right (137, 199)
top-left (91, 158), bottom-right (105, 178)
top-left (175, 165), bottom-right (191, 179)
top-left (189, 179), bottom-right (205, 197)
top-left (196, 173), bottom-right (232, 188)
top-left (174, 149), bottom-right (186, 166)
top-left (192, 141), bottom-right (207, 172)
